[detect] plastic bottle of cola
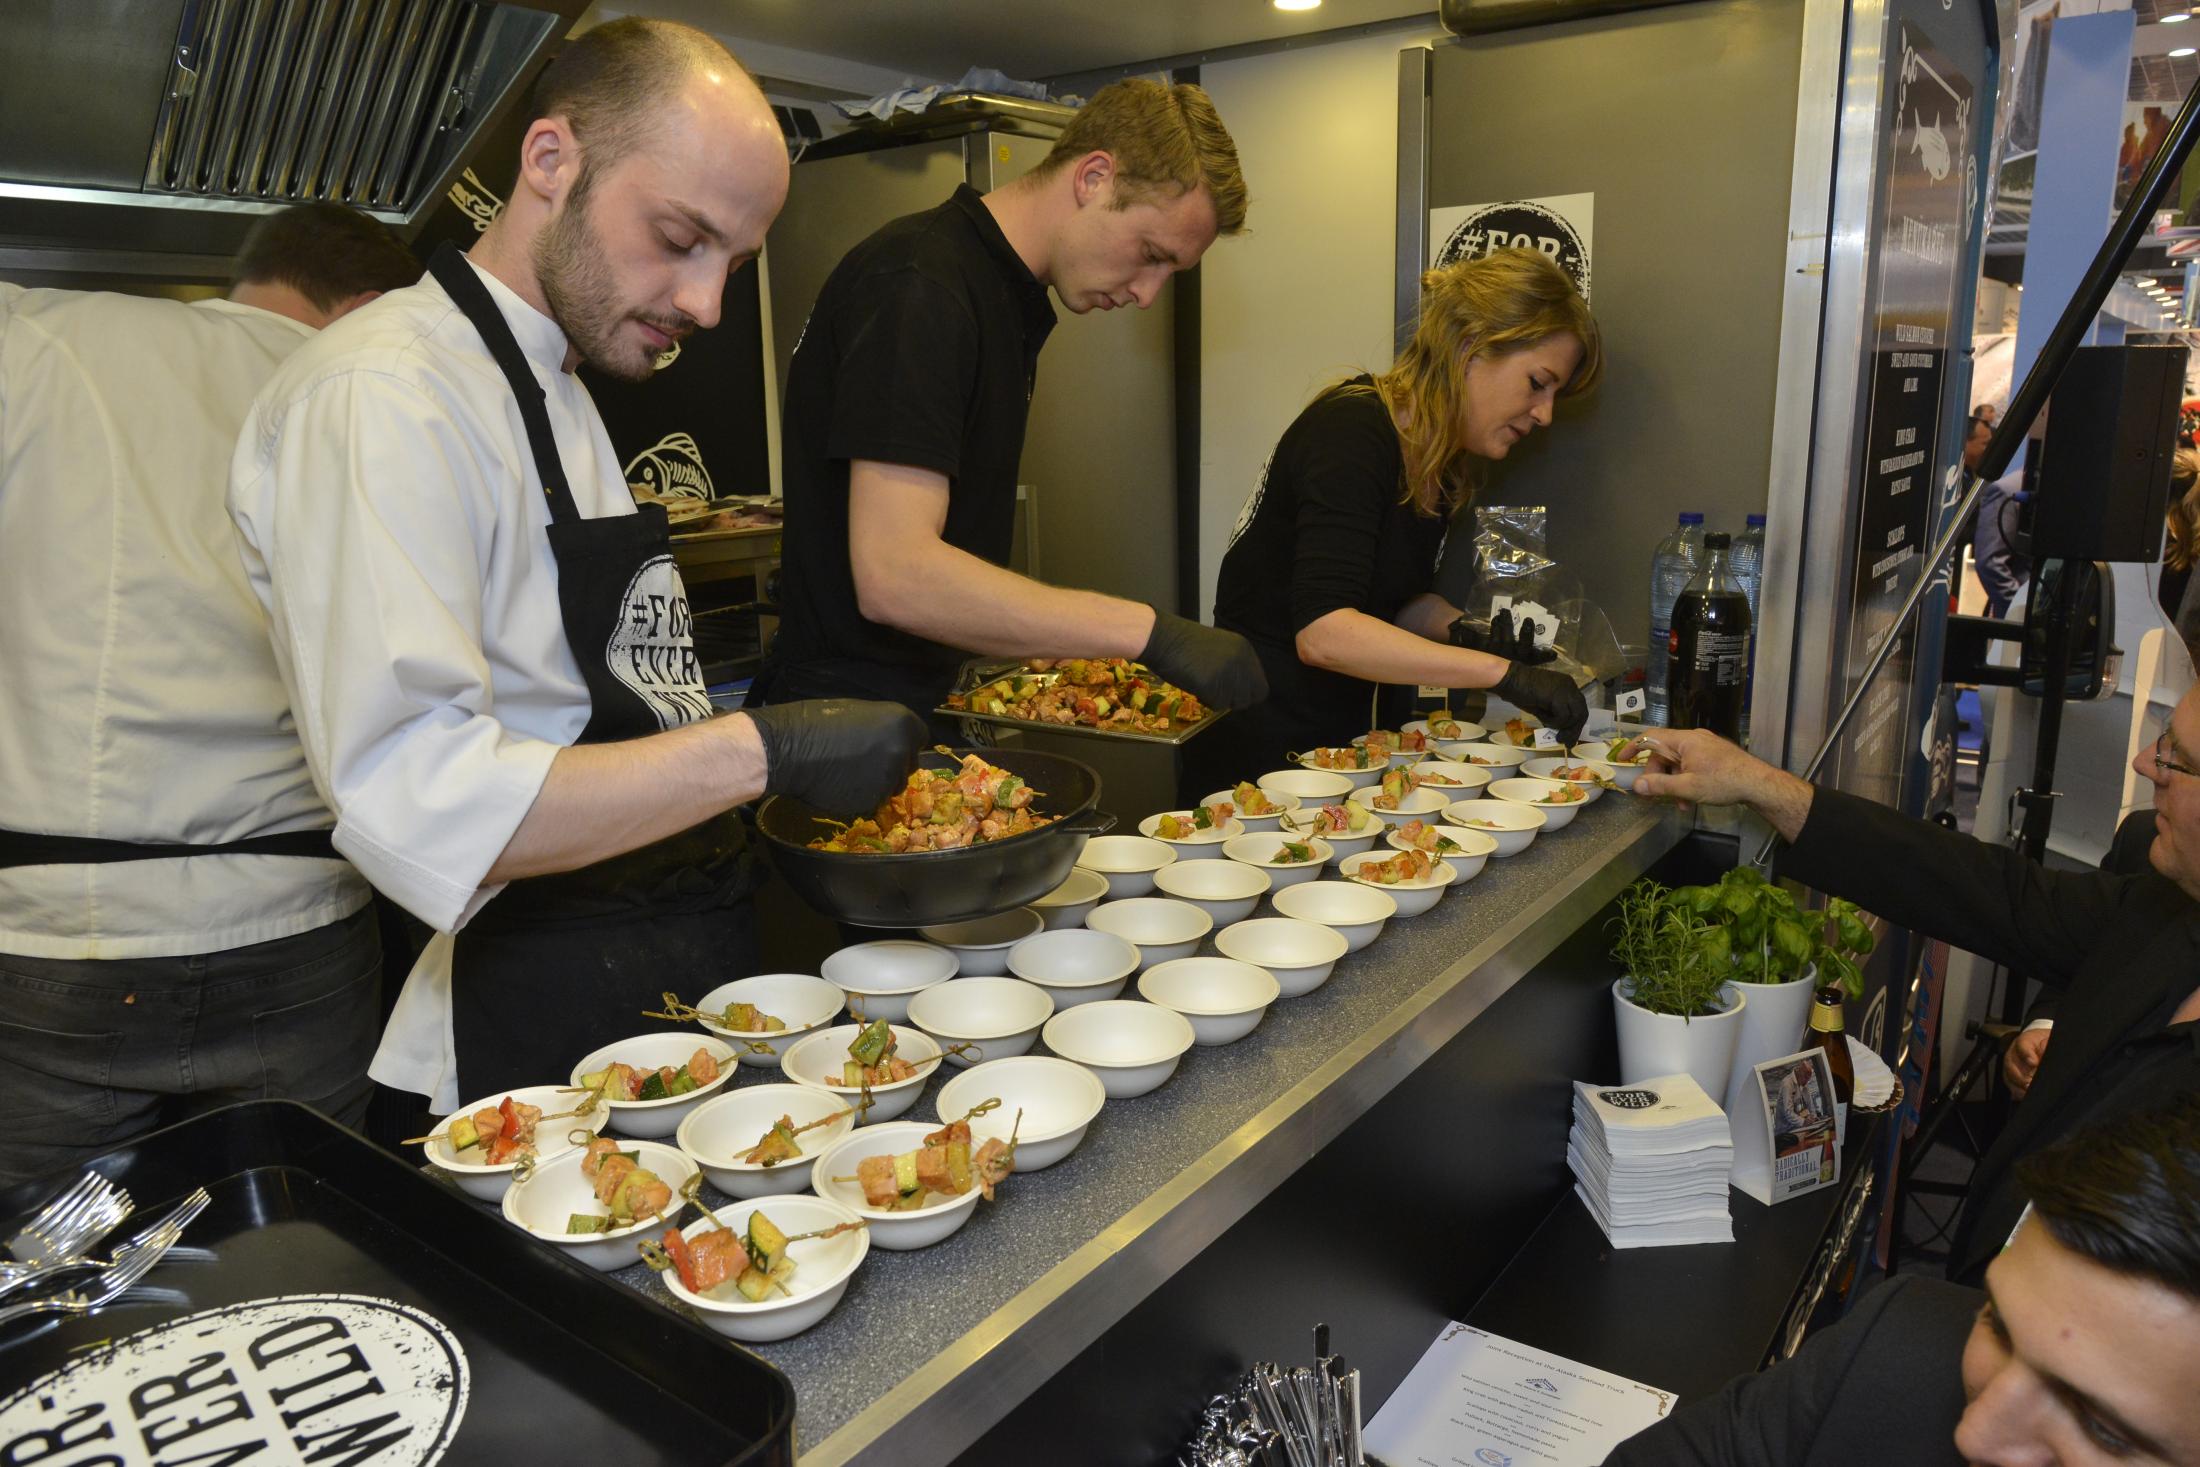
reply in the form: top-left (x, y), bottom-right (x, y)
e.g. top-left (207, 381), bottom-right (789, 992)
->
top-left (1669, 531), bottom-right (1751, 741)
top-left (1646, 512), bottom-right (1705, 725)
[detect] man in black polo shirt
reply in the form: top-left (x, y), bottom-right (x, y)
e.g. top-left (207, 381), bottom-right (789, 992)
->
top-left (762, 79), bottom-right (1267, 719)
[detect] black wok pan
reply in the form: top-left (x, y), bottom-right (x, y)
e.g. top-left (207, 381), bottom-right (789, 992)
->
top-left (756, 748), bottom-right (1115, 928)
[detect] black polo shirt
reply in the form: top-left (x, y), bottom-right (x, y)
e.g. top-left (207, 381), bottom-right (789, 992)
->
top-left (769, 185), bottom-right (1058, 714)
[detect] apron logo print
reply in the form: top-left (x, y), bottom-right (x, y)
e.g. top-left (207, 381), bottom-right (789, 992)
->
top-left (622, 431), bottom-right (714, 502)
top-left (606, 555), bottom-right (714, 731)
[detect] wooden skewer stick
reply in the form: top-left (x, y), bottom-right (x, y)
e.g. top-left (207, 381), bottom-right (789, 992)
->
top-left (401, 1092), bottom-right (601, 1148)
top-left (746, 1108), bottom-right (856, 1168)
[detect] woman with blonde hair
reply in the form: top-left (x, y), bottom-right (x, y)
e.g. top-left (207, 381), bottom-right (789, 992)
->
top-left (1185, 247), bottom-right (1601, 791)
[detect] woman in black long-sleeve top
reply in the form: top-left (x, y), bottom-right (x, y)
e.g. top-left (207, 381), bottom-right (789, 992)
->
top-left (1184, 248), bottom-right (1601, 796)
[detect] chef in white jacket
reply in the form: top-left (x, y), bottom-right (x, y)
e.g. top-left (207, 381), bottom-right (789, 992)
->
top-left (0, 204), bottom-right (421, 1181)
top-left (230, 18), bottom-right (921, 1108)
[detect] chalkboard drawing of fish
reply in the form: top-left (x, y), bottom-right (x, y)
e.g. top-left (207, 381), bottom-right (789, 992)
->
top-left (624, 431), bottom-right (715, 502)
top-left (1912, 112), bottom-right (1951, 183)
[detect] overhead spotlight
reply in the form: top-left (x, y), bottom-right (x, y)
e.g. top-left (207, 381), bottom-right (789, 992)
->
top-left (2166, 10), bottom-right (2192, 20)
top-left (1274, 0), bottom-right (1322, 9)
top-left (2172, 45), bottom-right (2198, 56)
top-left (2137, 276), bottom-right (2159, 285)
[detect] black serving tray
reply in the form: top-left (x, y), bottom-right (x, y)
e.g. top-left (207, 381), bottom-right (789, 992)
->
top-left (0, 1101), bottom-right (794, 1465)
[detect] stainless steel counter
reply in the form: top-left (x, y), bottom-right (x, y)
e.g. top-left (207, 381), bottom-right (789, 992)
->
top-left (613, 795), bottom-right (1688, 1463)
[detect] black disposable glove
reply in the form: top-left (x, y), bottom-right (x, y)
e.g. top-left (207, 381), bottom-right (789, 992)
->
top-left (1494, 662), bottom-right (1588, 749)
top-left (747, 698), bottom-right (926, 818)
top-left (1139, 611), bottom-right (1269, 709)
top-left (1448, 607), bottom-right (1558, 665)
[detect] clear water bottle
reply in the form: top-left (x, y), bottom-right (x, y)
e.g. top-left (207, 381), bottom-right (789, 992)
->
top-left (1646, 512), bottom-right (1705, 725)
top-left (1731, 513), bottom-right (1766, 743)
top-left (1671, 532), bottom-right (1752, 740)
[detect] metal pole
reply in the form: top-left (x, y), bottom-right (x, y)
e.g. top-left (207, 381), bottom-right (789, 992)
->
top-left (1754, 72), bottom-right (2200, 864)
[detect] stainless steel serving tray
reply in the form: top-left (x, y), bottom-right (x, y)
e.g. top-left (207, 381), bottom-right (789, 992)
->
top-left (937, 660), bottom-right (1229, 748)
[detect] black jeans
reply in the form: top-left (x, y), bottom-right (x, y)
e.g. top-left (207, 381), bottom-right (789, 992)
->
top-left (0, 907), bottom-right (381, 1183)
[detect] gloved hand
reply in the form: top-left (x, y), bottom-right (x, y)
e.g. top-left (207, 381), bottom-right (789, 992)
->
top-left (1140, 611), bottom-right (1269, 709)
top-left (1494, 662), bottom-right (1587, 748)
top-left (1448, 607), bottom-right (1557, 665)
top-left (746, 699), bottom-right (926, 817)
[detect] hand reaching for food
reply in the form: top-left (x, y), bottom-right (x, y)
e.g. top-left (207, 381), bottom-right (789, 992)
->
top-left (1623, 727), bottom-right (1815, 841)
top-left (749, 699), bottom-right (926, 818)
top-left (1139, 611), bottom-right (1269, 710)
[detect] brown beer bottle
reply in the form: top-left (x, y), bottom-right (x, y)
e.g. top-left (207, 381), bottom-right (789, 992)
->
top-left (1808, 987), bottom-right (1856, 1106)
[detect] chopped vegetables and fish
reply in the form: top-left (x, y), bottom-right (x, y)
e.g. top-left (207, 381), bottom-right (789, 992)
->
top-left (1429, 714), bottom-right (1466, 740)
top-left (445, 1094), bottom-right (543, 1165)
top-left (1605, 737), bottom-right (1651, 765)
top-left (948, 657), bottom-right (1210, 733)
top-left (1360, 728), bottom-right (1427, 755)
top-left (821, 1018), bottom-right (924, 1089)
top-left (1537, 783), bottom-right (1587, 804)
top-left (579, 1047), bottom-right (723, 1102)
top-left (742, 1108), bottom-right (852, 1166)
top-left (1370, 766), bottom-right (1419, 810)
top-left (1504, 717), bottom-right (1538, 745)
top-left (1231, 781), bottom-right (1279, 817)
top-left (809, 752), bottom-right (1054, 853)
top-left (719, 1002), bottom-right (786, 1033)
top-left (1156, 802), bottom-right (1233, 839)
top-left (1395, 820), bottom-right (1463, 855)
top-left (1311, 802), bottom-right (1372, 836)
top-left (1271, 841), bottom-right (1320, 865)
top-left (1305, 745), bottom-right (1380, 770)
top-left (566, 1136), bottom-right (673, 1233)
top-left (844, 1115), bottom-right (1016, 1212)
top-left (1349, 849), bottom-right (1437, 886)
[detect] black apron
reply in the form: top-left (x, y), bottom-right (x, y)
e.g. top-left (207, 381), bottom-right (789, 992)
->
top-left (427, 245), bottom-right (759, 1098)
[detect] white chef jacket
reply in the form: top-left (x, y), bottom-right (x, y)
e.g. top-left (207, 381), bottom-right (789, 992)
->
top-left (0, 285), bottom-right (368, 959)
top-left (230, 259), bottom-right (646, 1109)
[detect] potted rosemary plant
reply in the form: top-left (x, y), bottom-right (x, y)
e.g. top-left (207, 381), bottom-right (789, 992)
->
top-left (1608, 879), bottom-right (1747, 1103)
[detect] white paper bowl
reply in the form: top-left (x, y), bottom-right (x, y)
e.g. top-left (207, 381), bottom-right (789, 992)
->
top-left (1441, 798), bottom-right (1546, 856)
top-left (1406, 716), bottom-right (1488, 751)
top-left (1028, 867), bottom-right (1111, 929)
top-left (567, 1033), bottom-right (740, 1139)
top-left (1405, 761), bottom-right (1493, 799)
top-left (676, 1084), bottom-right (858, 1198)
top-left (1221, 833), bottom-right (1333, 889)
top-left (1006, 927), bottom-right (1142, 1009)
top-left (1153, 859), bottom-right (1272, 926)
top-left (1388, 823), bottom-right (1500, 881)
top-left (1292, 748), bottom-right (1389, 789)
top-left (1137, 957), bottom-right (1283, 1045)
top-left (1075, 835), bottom-right (1179, 898)
top-left (821, 940), bottom-right (960, 1023)
top-left (1136, 811), bottom-right (1245, 858)
top-left (1488, 776), bottom-right (1585, 829)
top-left (692, 973), bottom-right (846, 1068)
top-left (425, 1084), bottom-right (612, 1202)
top-left (1450, 742), bottom-right (1534, 771)
top-left (1574, 741), bottom-right (1649, 789)
top-left (501, 1139), bottom-right (695, 1271)
top-left (1041, 1000), bottom-right (1197, 1098)
top-left (1336, 851), bottom-right (1460, 916)
top-left (1084, 897), bottom-right (1214, 970)
top-left (1214, 917), bottom-right (1349, 998)
top-left (783, 1024), bottom-right (944, 1123)
top-left (919, 908), bottom-right (1046, 976)
top-left (1271, 880), bottom-right (1396, 952)
top-left (656, 1194), bottom-right (870, 1341)
top-left (1346, 783), bottom-right (1455, 829)
top-left (906, 977), bottom-right (1055, 1067)
top-left (1256, 769), bottom-right (1356, 805)
top-left (1521, 757), bottom-right (1614, 804)
top-left (936, 1055), bottom-right (1107, 1171)
top-left (1204, 788), bottom-right (1301, 831)
top-left (809, 1122), bottom-right (984, 1250)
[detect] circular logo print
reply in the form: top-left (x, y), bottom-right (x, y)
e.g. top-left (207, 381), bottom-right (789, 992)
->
top-left (0, 1294), bottom-right (469, 1466)
top-left (1435, 201), bottom-right (1591, 299)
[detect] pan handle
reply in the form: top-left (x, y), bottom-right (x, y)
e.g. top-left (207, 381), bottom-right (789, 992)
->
top-left (1059, 810), bottom-right (1117, 838)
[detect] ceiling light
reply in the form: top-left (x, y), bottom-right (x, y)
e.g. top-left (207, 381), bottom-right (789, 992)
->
top-left (2138, 276), bottom-right (2159, 285)
top-left (1273, 0), bottom-right (1322, 9)
top-left (2166, 10), bottom-right (2192, 20)
top-left (2172, 45), bottom-right (2197, 56)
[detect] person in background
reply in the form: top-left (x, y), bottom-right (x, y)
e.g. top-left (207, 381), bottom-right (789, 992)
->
top-left (1184, 248), bottom-right (1601, 792)
top-left (2159, 449), bottom-right (2200, 662)
top-left (1603, 1095), bottom-right (2200, 1466)
top-left (758, 78), bottom-right (1267, 725)
top-left (230, 19), bottom-right (921, 1107)
top-left (1622, 694), bottom-right (2200, 1289)
top-left (0, 204), bottom-right (420, 1182)
top-left (1973, 452), bottom-right (2033, 618)
top-left (1972, 400), bottom-right (2000, 430)
top-left (1962, 414), bottom-right (1993, 478)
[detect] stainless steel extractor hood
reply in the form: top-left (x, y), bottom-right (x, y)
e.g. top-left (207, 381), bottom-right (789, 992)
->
top-left (0, 0), bottom-right (587, 279)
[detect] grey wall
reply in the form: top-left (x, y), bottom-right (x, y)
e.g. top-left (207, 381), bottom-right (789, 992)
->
top-left (1423, 0), bottom-right (1807, 646)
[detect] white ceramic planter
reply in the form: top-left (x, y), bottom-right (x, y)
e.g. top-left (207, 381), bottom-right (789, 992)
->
top-left (1612, 978), bottom-right (1746, 1105)
top-left (1719, 969), bottom-right (1819, 1119)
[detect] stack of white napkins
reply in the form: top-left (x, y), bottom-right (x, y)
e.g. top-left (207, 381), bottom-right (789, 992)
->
top-left (1567, 1073), bottom-right (1733, 1248)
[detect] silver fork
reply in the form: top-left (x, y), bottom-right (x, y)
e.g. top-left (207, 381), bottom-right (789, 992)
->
top-left (0, 1173), bottom-right (132, 1274)
top-left (0, 1223), bottom-right (180, 1329)
top-left (0, 1188), bottom-right (209, 1302)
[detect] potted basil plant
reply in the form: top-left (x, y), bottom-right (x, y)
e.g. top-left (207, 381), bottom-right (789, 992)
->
top-left (1661, 867), bottom-right (1876, 1117)
top-left (1608, 879), bottom-right (1748, 1103)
